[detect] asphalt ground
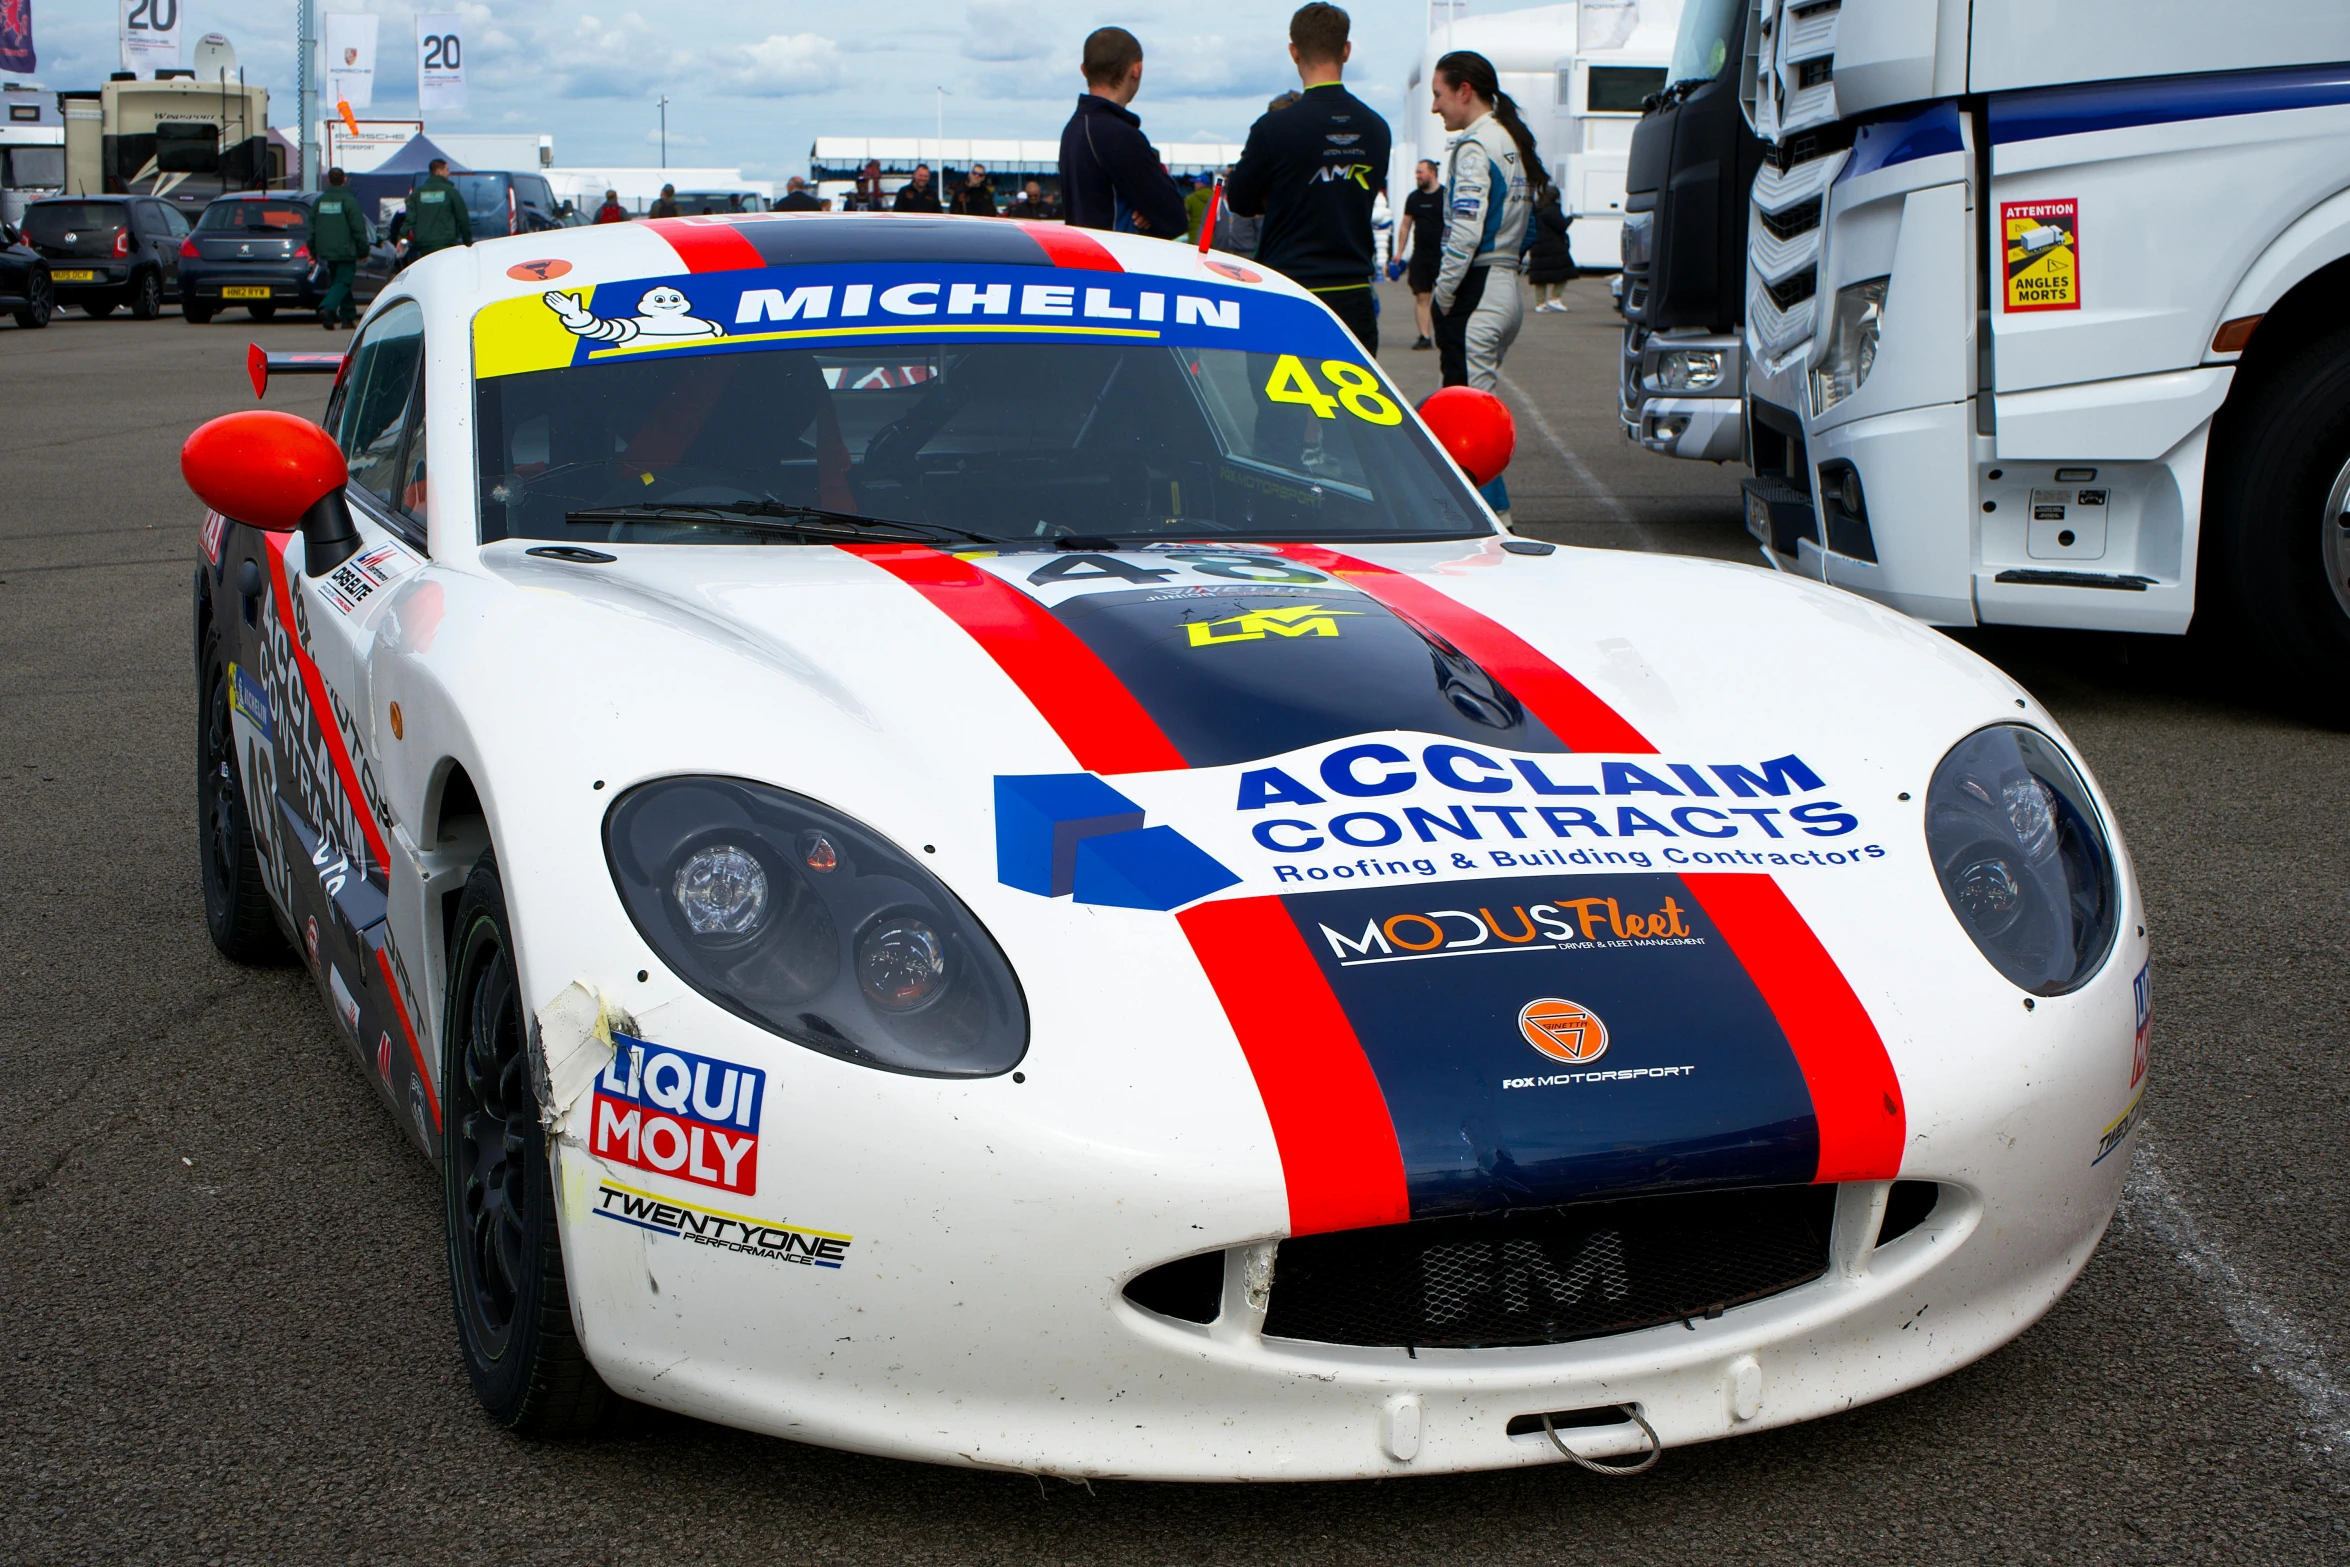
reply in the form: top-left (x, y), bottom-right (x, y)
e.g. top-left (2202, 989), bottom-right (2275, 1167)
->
top-left (3, 278), bottom-right (2346, 1564)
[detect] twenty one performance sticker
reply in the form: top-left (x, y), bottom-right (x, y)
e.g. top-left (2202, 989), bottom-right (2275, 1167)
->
top-left (2003, 198), bottom-right (2079, 312)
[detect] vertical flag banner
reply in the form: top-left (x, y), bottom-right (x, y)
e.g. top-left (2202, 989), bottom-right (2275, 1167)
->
top-left (0, 0), bottom-right (35, 76)
top-left (416, 13), bottom-right (468, 113)
top-left (326, 12), bottom-right (380, 111)
top-left (119, 0), bottom-right (183, 77)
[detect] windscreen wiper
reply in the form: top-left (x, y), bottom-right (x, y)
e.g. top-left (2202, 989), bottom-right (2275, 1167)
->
top-left (563, 501), bottom-right (997, 547)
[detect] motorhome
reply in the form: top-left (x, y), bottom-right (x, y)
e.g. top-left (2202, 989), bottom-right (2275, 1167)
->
top-left (60, 75), bottom-right (275, 213)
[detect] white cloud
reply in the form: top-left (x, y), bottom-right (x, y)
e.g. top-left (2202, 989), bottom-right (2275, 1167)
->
top-left (962, 1), bottom-right (1056, 65)
top-left (720, 34), bottom-right (848, 96)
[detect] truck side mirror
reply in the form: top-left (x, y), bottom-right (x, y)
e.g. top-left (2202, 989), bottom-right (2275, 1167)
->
top-left (1418, 386), bottom-right (1517, 487)
top-left (180, 410), bottom-right (363, 574)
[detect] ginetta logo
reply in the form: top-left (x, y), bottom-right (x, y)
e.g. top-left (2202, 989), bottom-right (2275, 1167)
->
top-left (1519, 999), bottom-right (1608, 1064)
top-left (1185, 602), bottom-right (1360, 647)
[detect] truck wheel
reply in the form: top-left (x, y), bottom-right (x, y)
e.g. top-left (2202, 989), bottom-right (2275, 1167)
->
top-left (443, 856), bottom-right (619, 1436)
top-left (2206, 323), bottom-right (2350, 713)
top-left (128, 270), bottom-right (163, 320)
top-left (199, 649), bottom-right (291, 964)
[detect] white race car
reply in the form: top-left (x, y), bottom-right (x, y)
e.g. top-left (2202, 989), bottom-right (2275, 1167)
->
top-left (182, 214), bottom-right (2148, 1479)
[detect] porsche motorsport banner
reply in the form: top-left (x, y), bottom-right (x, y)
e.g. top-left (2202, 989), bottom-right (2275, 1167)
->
top-left (325, 12), bottom-right (379, 111)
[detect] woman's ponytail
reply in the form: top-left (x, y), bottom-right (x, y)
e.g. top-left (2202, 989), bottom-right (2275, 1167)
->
top-left (1434, 50), bottom-right (1551, 194)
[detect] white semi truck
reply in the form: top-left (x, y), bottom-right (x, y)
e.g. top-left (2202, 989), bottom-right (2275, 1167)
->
top-left (1737, 0), bottom-right (2350, 690)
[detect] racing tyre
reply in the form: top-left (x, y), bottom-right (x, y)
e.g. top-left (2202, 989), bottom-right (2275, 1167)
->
top-left (199, 650), bottom-right (291, 963)
top-left (182, 301), bottom-right (215, 325)
top-left (82, 297), bottom-right (115, 318)
top-left (2206, 321), bottom-right (2350, 718)
top-left (128, 270), bottom-right (163, 320)
top-left (14, 270), bottom-right (51, 329)
top-left (443, 856), bottom-right (618, 1436)
top-left (247, 303), bottom-right (276, 321)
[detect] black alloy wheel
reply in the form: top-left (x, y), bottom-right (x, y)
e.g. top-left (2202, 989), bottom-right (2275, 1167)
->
top-left (128, 269), bottom-right (163, 320)
top-left (442, 856), bottom-right (617, 1434)
top-left (248, 302), bottom-right (277, 321)
top-left (198, 651), bottom-right (290, 963)
top-left (82, 296), bottom-right (115, 318)
top-left (12, 270), bottom-right (51, 329)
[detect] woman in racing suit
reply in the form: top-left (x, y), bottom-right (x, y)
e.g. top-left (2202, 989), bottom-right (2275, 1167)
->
top-left (1428, 50), bottom-right (1545, 519)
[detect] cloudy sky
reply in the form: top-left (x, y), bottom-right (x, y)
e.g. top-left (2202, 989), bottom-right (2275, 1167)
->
top-left (21, 1), bottom-right (1450, 176)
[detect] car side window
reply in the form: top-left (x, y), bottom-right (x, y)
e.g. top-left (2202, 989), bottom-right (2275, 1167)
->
top-left (334, 300), bottom-right (427, 520)
top-left (158, 203), bottom-right (190, 237)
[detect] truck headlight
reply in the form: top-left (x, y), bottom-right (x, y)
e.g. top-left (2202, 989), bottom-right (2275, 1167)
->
top-left (607, 778), bottom-right (1029, 1077)
top-left (1810, 277), bottom-right (1888, 414)
top-left (1652, 349), bottom-right (1724, 392)
top-left (1923, 726), bottom-right (2119, 996)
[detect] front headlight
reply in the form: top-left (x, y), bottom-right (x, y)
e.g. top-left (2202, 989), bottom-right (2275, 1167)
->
top-left (1810, 276), bottom-right (1887, 414)
top-left (1652, 348), bottom-right (1724, 391)
top-left (607, 778), bottom-right (1028, 1076)
top-left (1923, 726), bottom-right (2119, 996)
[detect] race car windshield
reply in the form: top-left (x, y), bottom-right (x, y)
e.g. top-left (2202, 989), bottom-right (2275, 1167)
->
top-left (475, 339), bottom-right (1492, 546)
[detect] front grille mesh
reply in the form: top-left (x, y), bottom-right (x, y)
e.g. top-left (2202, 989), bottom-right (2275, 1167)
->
top-left (1763, 268), bottom-right (1819, 311)
top-left (1262, 1185), bottom-right (1837, 1349)
top-left (1758, 197), bottom-right (1822, 241)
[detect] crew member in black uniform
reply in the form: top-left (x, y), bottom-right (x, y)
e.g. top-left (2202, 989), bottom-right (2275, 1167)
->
top-left (1396, 160), bottom-right (1445, 349)
top-left (1223, 4), bottom-right (1392, 352)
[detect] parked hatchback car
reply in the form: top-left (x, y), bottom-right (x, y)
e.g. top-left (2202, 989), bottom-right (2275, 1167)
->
top-left (0, 218), bottom-right (53, 328)
top-left (20, 194), bottom-right (186, 317)
top-left (179, 191), bottom-right (395, 325)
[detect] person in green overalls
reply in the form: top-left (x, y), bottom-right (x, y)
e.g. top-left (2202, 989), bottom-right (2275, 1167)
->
top-left (396, 158), bottom-right (473, 271)
top-left (312, 168), bottom-right (370, 330)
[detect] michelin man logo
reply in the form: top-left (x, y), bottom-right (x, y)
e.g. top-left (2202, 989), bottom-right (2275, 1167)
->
top-left (543, 286), bottom-right (726, 345)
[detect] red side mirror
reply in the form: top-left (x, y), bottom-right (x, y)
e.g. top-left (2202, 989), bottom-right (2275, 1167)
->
top-left (180, 410), bottom-right (349, 533)
top-left (1419, 386), bottom-right (1516, 487)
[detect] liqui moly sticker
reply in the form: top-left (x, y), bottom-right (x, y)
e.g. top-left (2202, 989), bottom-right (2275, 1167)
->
top-left (590, 1034), bottom-right (765, 1195)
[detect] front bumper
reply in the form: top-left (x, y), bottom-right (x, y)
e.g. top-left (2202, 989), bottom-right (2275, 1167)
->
top-left (1620, 328), bottom-right (1744, 461)
top-left (550, 934), bottom-right (2144, 1479)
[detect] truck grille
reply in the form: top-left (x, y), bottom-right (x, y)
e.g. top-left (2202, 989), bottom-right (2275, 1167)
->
top-left (1757, 197), bottom-right (1821, 241)
top-left (1762, 267), bottom-right (1818, 311)
top-left (1261, 1185), bottom-right (1837, 1349)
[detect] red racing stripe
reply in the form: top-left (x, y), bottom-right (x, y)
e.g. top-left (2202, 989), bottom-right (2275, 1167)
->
top-left (1679, 872), bottom-right (1906, 1181)
top-left (1272, 544), bottom-right (1654, 754)
top-left (644, 217), bottom-right (767, 273)
top-left (1178, 898), bottom-right (1410, 1235)
top-left (263, 536), bottom-right (392, 870)
top-left (375, 946), bottom-right (442, 1132)
top-left (1013, 222), bottom-right (1122, 271)
top-left (839, 543), bottom-right (1186, 775)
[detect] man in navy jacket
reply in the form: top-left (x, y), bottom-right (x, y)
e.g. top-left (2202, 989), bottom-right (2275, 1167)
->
top-left (1057, 27), bottom-right (1187, 239)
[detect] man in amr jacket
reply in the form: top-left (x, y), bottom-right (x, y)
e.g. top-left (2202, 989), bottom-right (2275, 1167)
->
top-left (1057, 26), bottom-right (1186, 238)
top-left (311, 167), bottom-right (370, 330)
top-left (1225, 4), bottom-right (1391, 352)
top-left (400, 159), bottom-right (472, 268)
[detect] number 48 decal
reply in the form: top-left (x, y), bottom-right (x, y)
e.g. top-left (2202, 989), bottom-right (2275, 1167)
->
top-left (1263, 355), bottom-right (1403, 425)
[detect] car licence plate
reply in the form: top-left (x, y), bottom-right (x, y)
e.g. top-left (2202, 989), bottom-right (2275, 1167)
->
top-left (222, 285), bottom-right (273, 299)
top-left (53, 268), bottom-right (96, 282)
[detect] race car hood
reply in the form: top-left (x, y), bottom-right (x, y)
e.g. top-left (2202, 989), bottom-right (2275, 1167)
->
top-left (469, 534), bottom-right (2075, 1235)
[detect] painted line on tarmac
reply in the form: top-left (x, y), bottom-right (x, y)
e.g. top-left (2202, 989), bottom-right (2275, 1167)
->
top-left (1496, 371), bottom-right (1658, 547)
top-left (2124, 1128), bottom-right (2350, 1466)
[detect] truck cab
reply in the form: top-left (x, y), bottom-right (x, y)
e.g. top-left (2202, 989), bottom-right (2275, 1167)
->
top-left (2, 84), bottom-right (65, 226)
top-left (1738, 0), bottom-right (2350, 695)
top-left (1618, 0), bottom-right (1765, 461)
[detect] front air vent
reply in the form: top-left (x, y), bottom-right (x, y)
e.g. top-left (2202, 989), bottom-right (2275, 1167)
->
top-left (1796, 57), bottom-right (1834, 89)
top-left (1763, 267), bottom-right (1818, 311)
top-left (1762, 121), bottom-right (1855, 172)
top-left (1123, 1251), bottom-right (1223, 1324)
top-left (1876, 1181), bottom-right (1941, 1246)
top-left (1757, 197), bottom-right (1822, 241)
top-left (1262, 1185), bottom-right (1837, 1350)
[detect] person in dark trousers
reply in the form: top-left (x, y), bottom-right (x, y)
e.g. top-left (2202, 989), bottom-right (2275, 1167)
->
top-left (775, 177), bottom-right (820, 211)
top-left (593, 188), bottom-right (628, 223)
top-left (893, 164), bottom-right (944, 213)
top-left (1224, 4), bottom-right (1391, 353)
top-left (1527, 183), bottom-right (1575, 312)
top-left (950, 164), bottom-right (997, 216)
top-left (1058, 27), bottom-right (1186, 237)
top-left (650, 183), bottom-right (681, 218)
top-left (1396, 160), bottom-right (1444, 348)
top-left (397, 158), bottom-right (472, 269)
top-left (311, 167), bottom-right (369, 329)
